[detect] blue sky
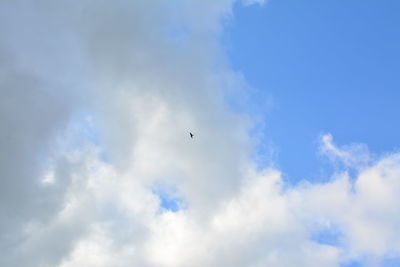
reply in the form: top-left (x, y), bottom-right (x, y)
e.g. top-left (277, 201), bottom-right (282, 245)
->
top-left (3, 1), bottom-right (400, 266)
top-left (227, 0), bottom-right (400, 183)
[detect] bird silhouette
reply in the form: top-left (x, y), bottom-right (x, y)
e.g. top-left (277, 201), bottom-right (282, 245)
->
top-left (190, 132), bottom-right (194, 138)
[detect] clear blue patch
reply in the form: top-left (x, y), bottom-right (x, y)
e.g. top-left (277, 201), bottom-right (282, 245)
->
top-left (311, 225), bottom-right (342, 246)
top-left (158, 193), bottom-right (180, 212)
top-left (152, 184), bottom-right (183, 213)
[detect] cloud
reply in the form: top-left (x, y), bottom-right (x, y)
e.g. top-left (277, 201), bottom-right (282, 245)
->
top-left (1, 0), bottom-right (400, 266)
top-left (320, 134), bottom-right (372, 169)
top-left (294, 153), bottom-right (400, 264)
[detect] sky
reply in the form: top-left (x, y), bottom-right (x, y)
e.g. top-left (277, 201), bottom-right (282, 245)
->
top-left (1, 1), bottom-right (400, 267)
top-left (227, 0), bottom-right (400, 183)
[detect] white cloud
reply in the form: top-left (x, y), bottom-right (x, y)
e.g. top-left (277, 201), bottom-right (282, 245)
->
top-left (293, 153), bottom-right (400, 263)
top-left (320, 133), bottom-right (372, 169)
top-left (1, 1), bottom-right (400, 267)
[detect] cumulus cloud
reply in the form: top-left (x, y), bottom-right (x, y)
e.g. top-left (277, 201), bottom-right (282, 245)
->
top-left (1, 0), bottom-right (400, 267)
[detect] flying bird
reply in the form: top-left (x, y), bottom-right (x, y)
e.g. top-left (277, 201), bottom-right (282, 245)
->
top-left (190, 132), bottom-right (194, 138)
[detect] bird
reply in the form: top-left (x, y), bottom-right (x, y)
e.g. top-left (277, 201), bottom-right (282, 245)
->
top-left (190, 132), bottom-right (194, 138)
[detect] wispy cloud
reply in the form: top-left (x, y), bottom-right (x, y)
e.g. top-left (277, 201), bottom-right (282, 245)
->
top-left (320, 134), bottom-right (372, 169)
